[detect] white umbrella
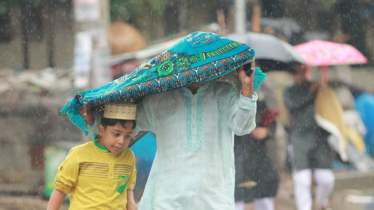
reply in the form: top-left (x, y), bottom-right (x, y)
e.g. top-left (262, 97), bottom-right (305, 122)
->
top-left (227, 32), bottom-right (305, 71)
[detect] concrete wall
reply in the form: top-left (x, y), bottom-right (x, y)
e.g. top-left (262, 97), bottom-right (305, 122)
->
top-left (0, 103), bottom-right (81, 193)
top-left (0, 5), bottom-right (74, 70)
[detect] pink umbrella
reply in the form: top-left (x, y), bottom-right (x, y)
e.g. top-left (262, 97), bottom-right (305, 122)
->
top-left (294, 40), bottom-right (368, 83)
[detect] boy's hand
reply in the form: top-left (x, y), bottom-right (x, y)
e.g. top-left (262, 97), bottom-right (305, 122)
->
top-left (127, 203), bottom-right (138, 210)
top-left (126, 191), bottom-right (138, 210)
top-left (79, 106), bottom-right (95, 125)
top-left (238, 61), bottom-right (255, 98)
top-left (47, 189), bottom-right (66, 210)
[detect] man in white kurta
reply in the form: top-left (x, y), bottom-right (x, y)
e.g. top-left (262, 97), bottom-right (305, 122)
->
top-left (136, 78), bottom-right (257, 209)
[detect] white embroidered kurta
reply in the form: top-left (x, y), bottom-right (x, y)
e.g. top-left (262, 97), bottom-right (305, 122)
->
top-left (135, 82), bottom-right (257, 210)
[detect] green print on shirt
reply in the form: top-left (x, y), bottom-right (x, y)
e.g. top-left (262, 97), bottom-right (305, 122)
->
top-left (117, 175), bottom-right (129, 194)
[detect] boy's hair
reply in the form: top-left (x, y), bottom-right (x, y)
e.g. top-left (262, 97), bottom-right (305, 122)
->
top-left (100, 117), bottom-right (136, 129)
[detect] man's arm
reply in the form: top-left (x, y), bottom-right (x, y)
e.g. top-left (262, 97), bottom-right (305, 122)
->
top-left (79, 106), bottom-right (95, 125)
top-left (47, 189), bottom-right (66, 210)
top-left (238, 63), bottom-right (254, 99)
top-left (80, 106), bottom-right (100, 133)
top-left (222, 66), bottom-right (257, 136)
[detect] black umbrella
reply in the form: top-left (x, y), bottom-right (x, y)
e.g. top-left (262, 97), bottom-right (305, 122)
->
top-left (227, 32), bottom-right (305, 72)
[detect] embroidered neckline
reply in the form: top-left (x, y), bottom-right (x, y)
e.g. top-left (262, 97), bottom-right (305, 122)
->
top-left (94, 135), bottom-right (110, 153)
top-left (184, 85), bottom-right (207, 151)
top-left (182, 82), bottom-right (211, 96)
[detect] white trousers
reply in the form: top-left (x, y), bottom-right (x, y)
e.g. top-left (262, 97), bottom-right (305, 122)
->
top-left (292, 169), bottom-right (335, 210)
top-left (235, 198), bottom-right (274, 210)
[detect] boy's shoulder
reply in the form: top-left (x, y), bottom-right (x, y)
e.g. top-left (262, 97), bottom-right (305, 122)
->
top-left (68, 141), bottom-right (94, 155)
top-left (72, 141), bottom-right (93, 150)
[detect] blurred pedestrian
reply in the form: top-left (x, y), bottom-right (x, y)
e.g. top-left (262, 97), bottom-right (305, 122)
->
top-left (336, 85), bottom-right (374, 171)
top-left (353, 91), bottom-right (374, 156)
top-left (283, 65), bottom-right (334, 210)
top-left (234, 81), bottom-right (280, 210)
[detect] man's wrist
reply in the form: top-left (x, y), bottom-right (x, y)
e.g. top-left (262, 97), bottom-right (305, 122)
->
top-left (241, 84), bottom-right (253, 98)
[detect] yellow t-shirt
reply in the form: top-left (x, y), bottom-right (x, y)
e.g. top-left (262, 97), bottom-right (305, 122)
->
top-left (55, 140), bottom-right (137, 210)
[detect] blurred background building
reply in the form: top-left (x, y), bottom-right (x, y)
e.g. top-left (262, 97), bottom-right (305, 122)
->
top-left (0, 0), bottom-right (373, 70)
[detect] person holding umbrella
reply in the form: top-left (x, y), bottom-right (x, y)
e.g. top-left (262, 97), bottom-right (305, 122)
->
top-left (234, 80), bottom-right (279, 210)
top-left (283, 64), bottom-right (334, 210)
top-left (75, 32), bottom-right (267, 210)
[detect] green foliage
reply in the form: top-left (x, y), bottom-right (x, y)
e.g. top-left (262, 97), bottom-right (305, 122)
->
top-left (110, 0), bottom-right (168, 22)
top-left (1, 0), bottom-right (43, 8)
top-left (0, 0), bottom-right (17, 14)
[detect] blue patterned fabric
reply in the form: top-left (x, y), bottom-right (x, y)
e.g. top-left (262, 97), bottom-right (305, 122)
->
top-left (61, 31), bottom-right (260, 134)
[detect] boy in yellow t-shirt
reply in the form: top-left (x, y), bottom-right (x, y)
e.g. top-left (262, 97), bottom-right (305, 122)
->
top-left (47, 103), bottom-right (138, 210)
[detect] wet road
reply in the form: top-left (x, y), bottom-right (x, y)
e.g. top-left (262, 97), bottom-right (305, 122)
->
top-left (1, 172), bottom-right (374, 210)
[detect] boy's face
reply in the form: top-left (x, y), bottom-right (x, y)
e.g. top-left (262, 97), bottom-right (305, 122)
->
top-left (98, 122), bottom-right (133, 155)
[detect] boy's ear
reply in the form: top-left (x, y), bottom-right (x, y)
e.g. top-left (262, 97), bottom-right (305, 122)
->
top-left (98, 124), bottom-right (105, 136)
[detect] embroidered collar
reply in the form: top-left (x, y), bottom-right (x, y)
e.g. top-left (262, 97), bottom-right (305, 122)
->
top-left (94, 135), bottom-right (110, 153)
